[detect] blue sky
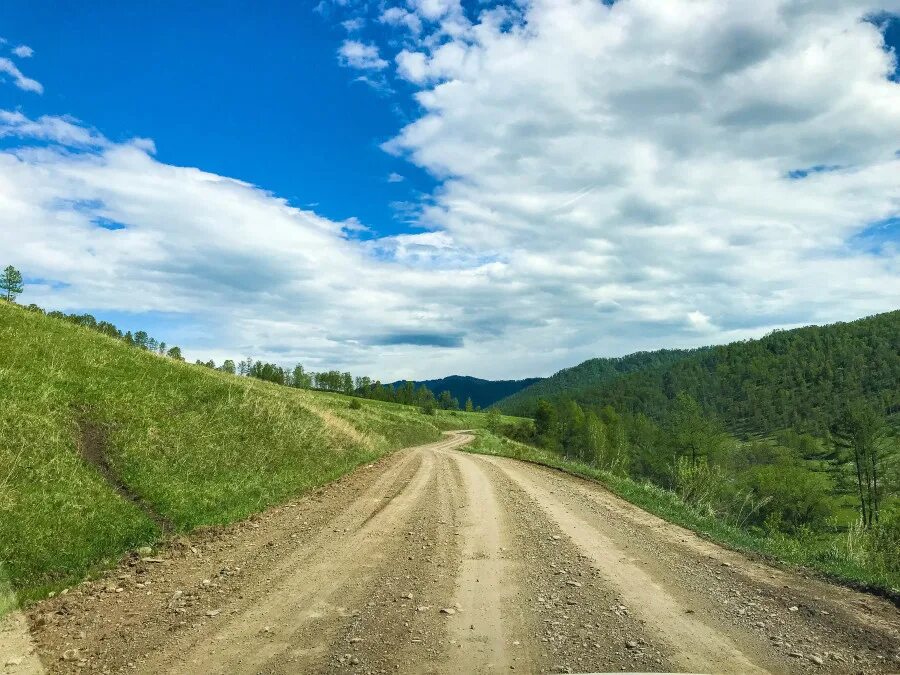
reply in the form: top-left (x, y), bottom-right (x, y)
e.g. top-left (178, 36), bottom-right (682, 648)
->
top-left (1, 1), bottom-right (899, 380)
top-left (0, 1), bottom-right (435, 234)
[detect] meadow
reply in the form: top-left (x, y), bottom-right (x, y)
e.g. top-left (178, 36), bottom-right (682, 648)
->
top-left (0, 301), bottom-right (491, 605)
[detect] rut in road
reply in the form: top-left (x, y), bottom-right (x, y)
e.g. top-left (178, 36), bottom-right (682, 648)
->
top-left (20, 431), bottom-right (900, 674)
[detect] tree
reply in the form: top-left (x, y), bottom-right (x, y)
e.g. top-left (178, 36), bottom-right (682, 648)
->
top-left (1, 265), bottom-right (24, 302)
top-left (534, 399), bottom-right (559, 448)
top-left (133, 331), bottom-right (150, 350)
top-left (166, 346), bottom-right (184, 361)
top-left (238, 358), bottom-right (253, 376)
top-left (486, 407), bottom-right (501, 432)
top-left (465, 397), bottom-right (474, 412)
top-left (292, 364), bottom-right (312, 389)
top-left (398, 381), bottom-right (416, 405)
top-left (829, 402), bottom-right (894, 527)
top-left (341, 372), bottom-right (354, 394)
top-left (439, 390), bottom-right (456, 410)
top-left (667, 393), bottom-right (728, 466)
top-left (221, 359), bottom-right (236, 375)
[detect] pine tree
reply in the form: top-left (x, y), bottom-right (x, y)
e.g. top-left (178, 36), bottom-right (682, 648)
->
top-left (1, 265), bottom-right (24, 302)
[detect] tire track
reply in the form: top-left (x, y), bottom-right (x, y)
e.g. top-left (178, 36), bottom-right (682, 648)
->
top-left (438, 449), bottom-right (517, 673)
top-left (141, 434), bottom-right (472, 674)
top-left (481, 453), bottom-right (769, 674)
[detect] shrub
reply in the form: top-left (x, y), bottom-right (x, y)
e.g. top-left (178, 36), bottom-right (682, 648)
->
top-left (348, 398), bottom-right (362, 410)
top-left (868, 510), bottom-right (900, 575)
top-left (671, 457), bottom-right (725, 512)
top-left (738, 464), bottom-right (834, 531)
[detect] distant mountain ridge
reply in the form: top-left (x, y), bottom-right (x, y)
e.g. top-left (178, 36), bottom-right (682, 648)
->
top-left (388, 375), bottom-right (542, 410)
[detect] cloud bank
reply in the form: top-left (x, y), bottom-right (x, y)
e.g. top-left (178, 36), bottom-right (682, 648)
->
top-left (2, 1), bottom-right (900, 380)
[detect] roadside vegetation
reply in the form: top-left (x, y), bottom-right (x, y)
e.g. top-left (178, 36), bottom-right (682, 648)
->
top-left (0, 300), bottom-right (495, 607)
top-left (476, 397), bottom-right (900, 596)
top-left (490, 310), bottom-right (900, 596)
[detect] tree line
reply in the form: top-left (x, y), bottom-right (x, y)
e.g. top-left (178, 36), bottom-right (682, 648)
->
top-left (2, 265), bottom-right (478, 413)
top-left (498, 392), bottom-right (898, 541)
top-left (202, 356), bottom-right (475, 413)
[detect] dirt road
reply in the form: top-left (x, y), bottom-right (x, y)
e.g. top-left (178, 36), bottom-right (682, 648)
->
top-left (13, 432), bottom-right (900, 674)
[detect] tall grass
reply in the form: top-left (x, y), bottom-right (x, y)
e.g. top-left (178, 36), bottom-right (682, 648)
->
top-left (464, 431), bottom-right (900, 599)
top-left (0, 302), bottom-right (490, 606)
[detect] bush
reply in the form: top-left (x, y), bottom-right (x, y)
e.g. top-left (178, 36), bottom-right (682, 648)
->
top-left (348, 398), bottom-right (362, 410)
top-left (420, 399), bottom-right (436, 415)
top-left (868, 510), bottom-right (900, 575)
top-left (671, 457), bottom-right (725, 512)
top-left (737, 464), bottom-right (834, 531)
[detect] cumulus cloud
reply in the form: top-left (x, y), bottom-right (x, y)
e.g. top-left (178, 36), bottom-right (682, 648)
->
top-left (3, 1), bottom-right (900, 380)
top-left (380, 7), bottom-right (422, 35)
top-left (0, 110), bottom-right (106, 146)
top-left (12, 45), bottom-right (33, 58)
top-left (0, 57), bottom-right (42, 93)
top-left (0, 111), bottom-right (521, 376)
top-left (337, 40), bottom-right (388, 70)
top-left (380, 0), bottom-right (900, 353)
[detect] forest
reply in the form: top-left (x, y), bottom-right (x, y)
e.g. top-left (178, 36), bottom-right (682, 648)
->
top-left (491, 312), bottom-right (900, 586)
top-left (500, 311), bottom-right (900, 438)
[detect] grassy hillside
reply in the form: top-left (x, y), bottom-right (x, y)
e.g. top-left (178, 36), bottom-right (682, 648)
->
top-left (0, 302), bottom-right (490, 605)
top-left (497, 349), bottom-right (701, 415)
top-left (390, 374), bottom-right (542, 410)
top-left (499, 312), bottom-right (900, 437)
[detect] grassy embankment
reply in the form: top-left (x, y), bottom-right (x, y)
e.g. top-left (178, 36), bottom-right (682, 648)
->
top-left (464, 430), bottom-right (900, 600)
top-left (0, 301), bottom-right (497, 608)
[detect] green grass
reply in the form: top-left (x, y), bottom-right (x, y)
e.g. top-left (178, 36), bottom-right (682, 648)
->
top-left (463, 430), bottom-right (900, 600)
top-left (0, 302), bottom-right (495, 607)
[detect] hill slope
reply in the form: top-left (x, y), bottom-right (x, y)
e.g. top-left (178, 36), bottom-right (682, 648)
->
top-left (0, 302), bottom-right (484, 602)
top-left (389, 374), bottom-right (542, 409)
top-left (500, 311), bottom-right (900, 436)
top-left (497, 349), bottom-right (701, 415)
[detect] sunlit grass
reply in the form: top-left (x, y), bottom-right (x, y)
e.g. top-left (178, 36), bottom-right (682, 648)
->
top-left (0, 302), bottom-right (494, 607)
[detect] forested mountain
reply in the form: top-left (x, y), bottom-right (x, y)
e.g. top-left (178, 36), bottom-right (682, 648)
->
top-left (499, 311), bottom-right (900, 437)
top-left (389, 375), bottom-right (542, 410)
top-left (497, 349), bottom-right (702, 415)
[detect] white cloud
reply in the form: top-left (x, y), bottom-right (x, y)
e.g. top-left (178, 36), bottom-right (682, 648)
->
top-left (0, 110), bottom-right (106, 146)
top-left (337, 40), bottom-right (388, 70)
top-left (377, 0), bottom-right (900, 365)
top-left (395, 50), bottom-right (428, 83)
top-left (12, 45), bottom-right (33, 58)
top-left (0, 57), bottom-right (43, 93)
top-left (406, 0), bottom-right (460, 22)
top-left (3, 1), bottom-right (900, 381)
top-left (387, 172), bottom-right (405, 183)
top-left (380, 7), bottom-right (423, 35)
top-left (341, 18), bottom-right (365, 32)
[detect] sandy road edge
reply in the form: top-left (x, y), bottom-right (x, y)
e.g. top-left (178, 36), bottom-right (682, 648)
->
top-left (0, 609), bottom-right (43, 675)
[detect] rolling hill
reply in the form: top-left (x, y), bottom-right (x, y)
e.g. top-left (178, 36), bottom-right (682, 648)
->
top-left (496, 349), bottom-right (701, 415)
top-left (498, 311), bottom-right (900, 437)
top-left (0, 301), bottom-right (489, 602)
top-left (389, 374), bottom-right (542, 409)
